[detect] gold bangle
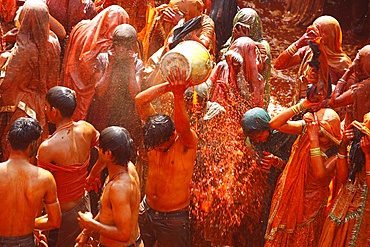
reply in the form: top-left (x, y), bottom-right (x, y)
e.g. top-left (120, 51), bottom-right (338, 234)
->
top-left (290, 105), bottom-right (299, 114)
top-left (337, 153), bottom-right (347, 159)
top-left (310, 147), bottom-right (321, 156)
top-left (338, 78), bottom-right (347, 85)
top-left (366, 171), bottom-right (370, 176)
top-left (286, 43), bottom-right (298, 56)
top-left (297, 101), bottom-right (306, 112)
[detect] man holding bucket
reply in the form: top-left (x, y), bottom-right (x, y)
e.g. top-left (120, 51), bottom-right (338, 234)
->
top-left (135, 68), bottom-right (198, 247)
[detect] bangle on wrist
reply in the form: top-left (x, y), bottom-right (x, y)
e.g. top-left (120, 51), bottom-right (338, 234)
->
top-left (286, 43), bottom-right (298, 56)
top-left (337, 153), bottom-right (347, 159)
top-left (338, 78), bottom-right (347, 85)
top-left (290, 101), bottom-right (306, 114)
top-left (366, 171), bottom-right (370, 176)
top-left (310, 147), bottom-right (321, 156)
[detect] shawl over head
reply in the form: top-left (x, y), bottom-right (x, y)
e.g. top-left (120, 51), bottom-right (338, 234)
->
top-left (232, 8), bottom-right (263, 43)
top-left (307, 15), bottom-right (351, 73)
top-left (169, 0), bottom-right (204, 20)
top-left (241, 107), bottom-right (271, 136)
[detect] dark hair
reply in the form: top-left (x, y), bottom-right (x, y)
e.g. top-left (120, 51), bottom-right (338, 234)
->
top-left (143, 114), bottom-right (175, 150)
top-left (7, 117), bottom-right (42, 151)
top-left (99, 126), bottom-right (133, 165)
top-left (46, 86), bottom-right (76, 118)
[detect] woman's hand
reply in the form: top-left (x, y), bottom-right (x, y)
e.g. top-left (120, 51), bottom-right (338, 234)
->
top-left (296, 29), bottom-right (317, 48)
top-left (305, 112), bottom-right (320, 142)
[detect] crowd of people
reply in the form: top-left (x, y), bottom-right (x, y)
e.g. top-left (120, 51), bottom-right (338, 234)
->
top-left (1, 0), bottom-right (370, 246)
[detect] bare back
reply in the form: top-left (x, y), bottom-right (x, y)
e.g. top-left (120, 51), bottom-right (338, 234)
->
top-left (146, 133), bottom-right (197, 211)
top-left (0, 160), bottom-right (57, 236)
top-left (99, 162), bottom-right (141, 246)
top-left (38, 121), bottom-right (99, 165)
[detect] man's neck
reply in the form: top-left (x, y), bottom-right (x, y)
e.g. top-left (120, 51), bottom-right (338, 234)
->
top-left (54, 118), bottom-right (73, 129)
top-left (8, 150), bottom-right (30, 163)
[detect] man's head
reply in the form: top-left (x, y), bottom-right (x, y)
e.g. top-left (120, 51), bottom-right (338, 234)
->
top-left (46, 86), bottom-right (76, 119)
top-left (143, 114), bottom-right (175, 151)
top-left (7, 117), bottom-right (42, 152)
top-left (99, 126), bottom-right (133, 165)
top-left (112, 24), bottom-right (137, 60)
top-left (241, 108), bottom-right (271, 143)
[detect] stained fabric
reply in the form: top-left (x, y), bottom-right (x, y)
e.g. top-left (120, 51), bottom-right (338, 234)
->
top-left (308, 16), bottom-right (351, 75)
top-left (47, 0), bottom-right (97, 34)
top-left (318, 118), bottom-right (370, 247)
top-left (219, 8), bottom-right (271, 108)
top-left (38, 158), bottom-right (90, 204)
top-left (61, 5), bottom-right (129, 121)
top-left (0, 0), bottom-right (60, 159)
top-left (210, 37), bottom-right (265, 108)
top-left (0, 0), bottom-right (17, 23)
top-left (295, 16), bottom-right (351, 102)
top-left (209, 0), bottom-right (238, 54)
top-left (169, 0), bottom-right (204, 20)
top-left (265, 108), bottom-right (342, 247)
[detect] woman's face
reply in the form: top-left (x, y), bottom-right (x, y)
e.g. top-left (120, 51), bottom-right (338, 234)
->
top-left (248, 130), bottom-right (270, 143)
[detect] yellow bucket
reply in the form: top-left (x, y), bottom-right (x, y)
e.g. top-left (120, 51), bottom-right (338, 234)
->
top-left (159, 40), bottom-right (213, 85)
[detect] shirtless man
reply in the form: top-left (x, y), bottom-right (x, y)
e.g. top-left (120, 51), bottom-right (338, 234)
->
top-left (135, 68), bottom-right (198, 246)
top-left (75, 126), bottom-right (142, 247)
top-left (0, 117), bottom-right (61, 246)
top-left (37, 86), bottom-right (99, 247)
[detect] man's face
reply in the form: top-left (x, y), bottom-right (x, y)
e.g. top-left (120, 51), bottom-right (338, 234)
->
top-left (44, 101), bottom-right (55, 123)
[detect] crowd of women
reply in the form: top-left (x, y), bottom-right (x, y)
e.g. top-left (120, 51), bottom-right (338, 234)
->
top-left (1, 0), bottom-right (370, 246)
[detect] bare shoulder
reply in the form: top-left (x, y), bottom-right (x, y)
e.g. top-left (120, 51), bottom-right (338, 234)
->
top-left (38, 139), bottom-right (56, 161)
top-left (179, 129), bottom-right (198, 149)
top-left (37, 166), bottom-right (56, 183)
top-left (76, 120), bottom-right (99, 137)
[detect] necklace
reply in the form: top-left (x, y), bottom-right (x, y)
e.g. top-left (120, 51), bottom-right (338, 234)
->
top-left (108, 171), bottom-right (126, 183)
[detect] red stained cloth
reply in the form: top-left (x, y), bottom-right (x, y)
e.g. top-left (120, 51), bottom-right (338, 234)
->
top-left (0, 0), bottom-right (17, 23)
top-left (0, 0), bottom-right (60, 159)
top-left (38, 157), bottom-right (90, 204)
top-left (61, 5), bottom-right (129, 121)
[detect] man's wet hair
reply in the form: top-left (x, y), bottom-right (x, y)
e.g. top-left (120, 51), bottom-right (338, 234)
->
top-left (99, 126), bottom-right (133, 165)
top-left (46, 86), bottom-right (76, 118)
top-left (7, 117), bottom-right (42, 151)
top-left (143, 114), bottom-right (175, 150)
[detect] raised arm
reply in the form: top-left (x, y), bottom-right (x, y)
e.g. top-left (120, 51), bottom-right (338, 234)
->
top-left (269, 99), bottom-right (319, 134)
top-left (135, 82), bottom-right (171, 122)
top-left (166, 68), bottom-right (198, 148)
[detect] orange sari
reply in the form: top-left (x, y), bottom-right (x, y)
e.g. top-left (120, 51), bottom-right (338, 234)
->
top-left (265, 108), bottom-right (342, 247)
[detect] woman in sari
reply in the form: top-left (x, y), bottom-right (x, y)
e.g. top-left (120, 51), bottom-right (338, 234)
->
top-left (318, 112), bottom-right (370, 247)
top-left (274, 15), bottom-right (351, 104)
top-left (61, 5), bottom-right (129, 121)
top-left (0, 0), bottom-right (61, 160)
top-left (264, 100), bottom-right (347, 247)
